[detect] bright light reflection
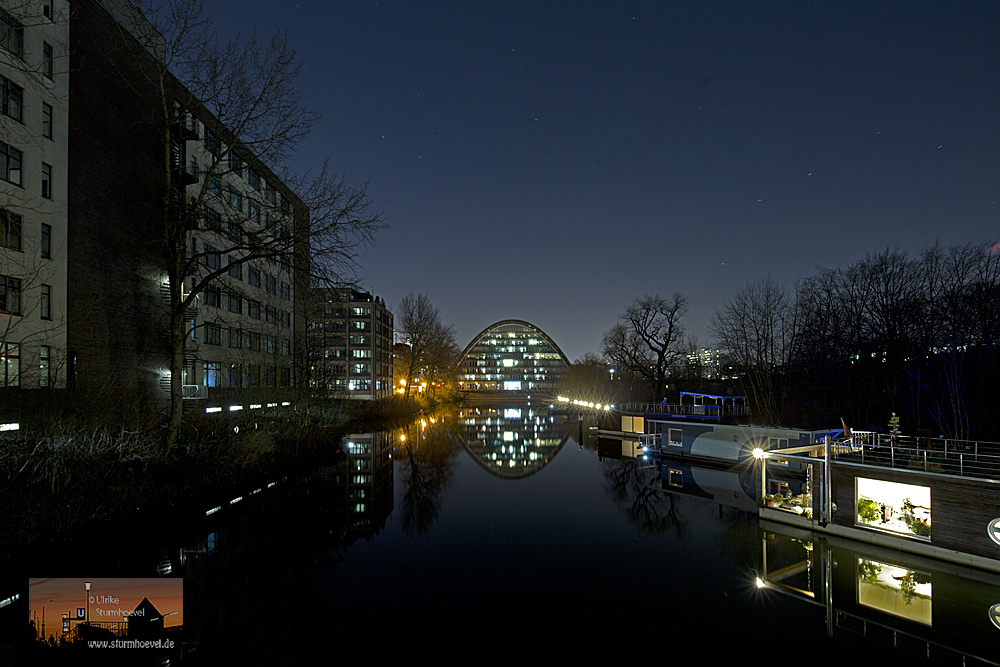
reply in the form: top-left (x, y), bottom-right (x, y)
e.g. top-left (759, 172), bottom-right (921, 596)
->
top-left (752, 447), bottom-right (768, 460)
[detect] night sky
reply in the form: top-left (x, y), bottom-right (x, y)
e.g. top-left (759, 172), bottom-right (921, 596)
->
top-left (206, 0), bottom-right (999, 360)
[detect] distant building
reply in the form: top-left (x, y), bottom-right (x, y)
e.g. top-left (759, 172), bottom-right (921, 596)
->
top-left (687, 348), bottom-right (723, 379)
top-left (308, 288), bottom-right (393, 399)
top-left (457, 319), bottom-right (569, 394)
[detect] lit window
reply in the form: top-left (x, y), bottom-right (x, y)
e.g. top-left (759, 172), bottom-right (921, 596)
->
top-left (39, 345), bottom-right (51, 387)
top-left (856, 478), bottom-right (931, 540)
top-left (0, 342), bottom-right (18, 387)
top-left (203, 361), bottom-right (221, 387)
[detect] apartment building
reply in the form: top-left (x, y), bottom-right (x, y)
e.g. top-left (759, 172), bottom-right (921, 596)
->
top-left (309, 288), bottom-right (394, 400)
top-left (0, 0), bottom-right (69, 390)
top-left (0, 0), bottom-right (307, 420)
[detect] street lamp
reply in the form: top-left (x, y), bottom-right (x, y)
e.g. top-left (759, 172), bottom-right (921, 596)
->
top-left (84, 581), bottom-right (91, 626)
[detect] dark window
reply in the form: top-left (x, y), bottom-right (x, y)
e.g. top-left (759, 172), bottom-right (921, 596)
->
top-left (265, 273), bottom-right (276, 294)
top-left (204, 206), bottom-right (221, 231)
top-left (228, 327), bottom-right (242, 348)
top-left (248, 299), bottom-right (260, 319)
top-left (42, 0), bottom-right (53, 20)
top-left (1, 10), bottom-right (24, 58)
top-left (1, 75), bottom-right (22, 122)
top-left (42, 102), bottom-right (52, 138)
top-left (40, 284), bottom-right (50, 319)
top-left (281, 282), bottom-right (291, 300)
top-left (204, 323), bottom-right (221, 345)
top-left (1, 141), bottom-right (22, 186)
top-left (248, 168), bottom-right (260, 190)
top-left (40, 223), bottom-right (50, 258)
top-left (247, 332), bottom-right (261, 351)
top-left (248, 266), bottom-right (260, 287)
top-left (208, 175), bottom-right (220, 196)
top-left (204, 128), bottom-right (219, 157)
top-left (205, 245), bottom-right (220, 270)
top-left (204, 284), bottom-right (221, 307)
top-left (42, 42), bottom-right (53, 79)
top-left (228, 185), bottom-right (242, 212)
top-left (228, 152), bottom-right (242, 177)
top-left (41, 163), bottom-right (51, 198)
top-left (0, 275), bottom-right (22, 315)
top-left (228, 292), bottom-right (241, 313)
top-left (248, 199), bottom-right (260, 225)
top-left (227, 256), bottom-right (242, 280)
top-left (1, 208), bottom-right (22, 250)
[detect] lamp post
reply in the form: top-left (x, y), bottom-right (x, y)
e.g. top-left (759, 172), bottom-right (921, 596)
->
top-left (752, 447), bottom-right (768, 504)
top-left (84, 581), bottom-right (91, 626)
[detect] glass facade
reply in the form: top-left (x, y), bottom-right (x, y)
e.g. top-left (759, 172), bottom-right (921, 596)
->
top-left (458, 320), bottom-right (569, 393)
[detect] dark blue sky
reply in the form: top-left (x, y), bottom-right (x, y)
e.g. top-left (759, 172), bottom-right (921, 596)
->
top-left (209, 0), bottom-right (999, 360)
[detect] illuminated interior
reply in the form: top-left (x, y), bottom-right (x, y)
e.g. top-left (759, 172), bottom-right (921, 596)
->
top-left (856, 477), bottom-right (931, 540)
top-left (857, 557), bottom-right (932, 625)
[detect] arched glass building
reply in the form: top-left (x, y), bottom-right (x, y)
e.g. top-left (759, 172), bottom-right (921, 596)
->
top-left (457, 320), bottom-right (569, 393)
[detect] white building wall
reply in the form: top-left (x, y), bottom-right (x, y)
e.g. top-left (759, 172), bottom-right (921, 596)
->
top-left (0, 0), bottom-right (69, 388)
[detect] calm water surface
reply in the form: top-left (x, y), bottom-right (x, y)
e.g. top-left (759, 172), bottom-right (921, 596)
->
top-left (8, 403), bottom-right (1000, 664)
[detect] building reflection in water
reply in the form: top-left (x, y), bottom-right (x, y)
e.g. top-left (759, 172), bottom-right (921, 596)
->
top-left (456, 403), bottom-right (572, 479)
top-left (176, 430), bottom-right (395, 664)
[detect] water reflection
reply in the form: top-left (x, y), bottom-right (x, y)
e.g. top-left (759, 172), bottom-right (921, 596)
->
top-left (758, 520), bottom-right (1000, 663)
top-left (7, 404), bottom-right (1000, 663)
top-left (394, 416), bottom-right (461, 535)
top-left (456, 403), bottom-right (572, 478)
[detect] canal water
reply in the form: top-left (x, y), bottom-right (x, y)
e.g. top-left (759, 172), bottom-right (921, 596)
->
top-left (7, 403), bottom-right (1000, 664)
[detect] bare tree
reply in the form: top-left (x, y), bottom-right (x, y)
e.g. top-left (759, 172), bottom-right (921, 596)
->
top-left (92, 0), bottom-right (384, 448)
top-left (711, 275), bottom-right (800, 425)
top-left (395, 292), bottom-right (457, 398)
top-left (600, 293), bottom-right (688, 401)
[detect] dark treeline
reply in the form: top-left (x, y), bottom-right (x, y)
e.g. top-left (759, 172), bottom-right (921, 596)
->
top-left (714, 242), bottom-right (1000, 439)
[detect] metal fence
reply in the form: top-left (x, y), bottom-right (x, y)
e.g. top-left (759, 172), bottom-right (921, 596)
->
top-left (836, 431), bottom-right (1000, 480)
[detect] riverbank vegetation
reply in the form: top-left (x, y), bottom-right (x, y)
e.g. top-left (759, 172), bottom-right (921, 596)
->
top-left (599, 241), bottom-right (1000, 440)
top-left (0, 396), bottom-right (434, 555)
